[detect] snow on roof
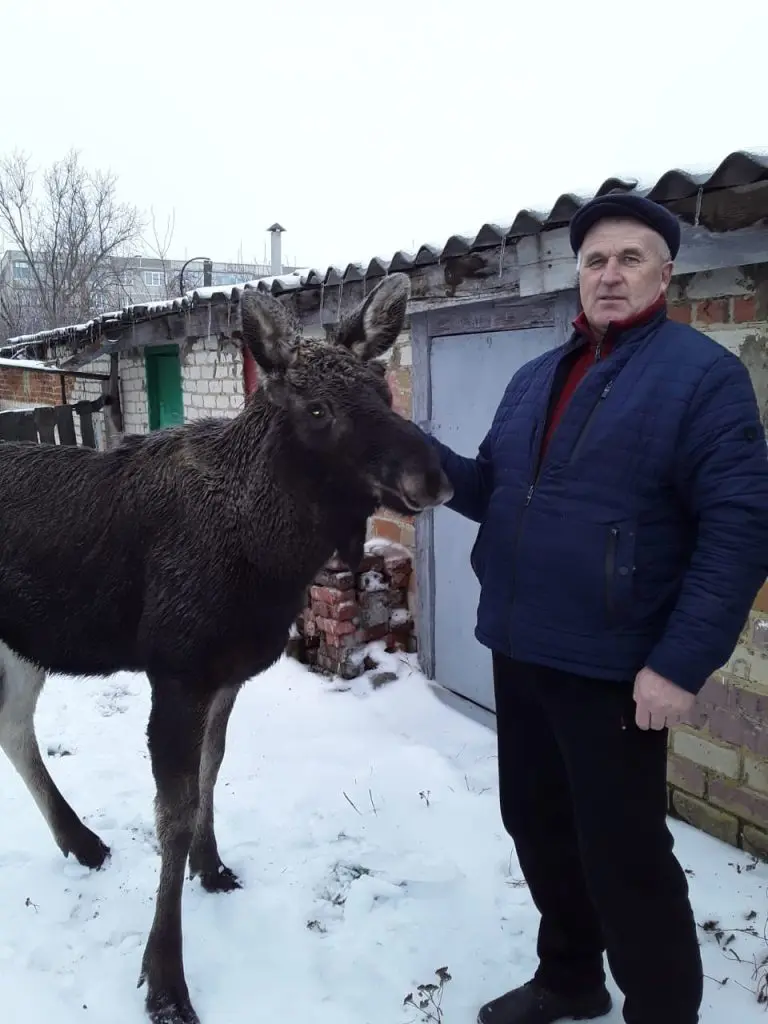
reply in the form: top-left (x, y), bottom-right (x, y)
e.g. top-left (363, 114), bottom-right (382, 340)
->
top-left (0, 356), bottom-right (54, 371)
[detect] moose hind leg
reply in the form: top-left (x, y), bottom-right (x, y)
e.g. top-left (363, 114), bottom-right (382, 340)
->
top-left (139, 679), bottom-right (210, 1024)
top-left (188, 685), bottom-right (241, 893)
top-left (0, 642), bottom-right (109, 870)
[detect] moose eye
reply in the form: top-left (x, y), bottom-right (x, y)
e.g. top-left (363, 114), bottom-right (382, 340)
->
top-left (307, 402), bottom-right (327, 420)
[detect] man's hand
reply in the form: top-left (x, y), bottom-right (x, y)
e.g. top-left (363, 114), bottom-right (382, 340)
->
top-left (633, 667), bottom-right (695, 730)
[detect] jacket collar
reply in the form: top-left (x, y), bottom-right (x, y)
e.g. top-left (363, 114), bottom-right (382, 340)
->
top-left (569, 295), bottom-right (668, 355)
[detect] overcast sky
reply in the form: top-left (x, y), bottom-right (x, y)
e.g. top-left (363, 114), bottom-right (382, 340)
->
top-left (4, 0), bottom-right (768, 275)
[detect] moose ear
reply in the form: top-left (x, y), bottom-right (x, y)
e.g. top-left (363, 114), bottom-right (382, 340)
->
top-left (239, 289), bottom-right (298, 374)
top-left (333, 272), bottom-right (410, 361)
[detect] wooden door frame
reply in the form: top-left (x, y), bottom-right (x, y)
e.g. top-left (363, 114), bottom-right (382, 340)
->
top-left (411, 289), bottom-right (580, 679)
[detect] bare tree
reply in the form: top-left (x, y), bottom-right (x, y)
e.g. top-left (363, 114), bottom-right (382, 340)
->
top-left (140, 206), bottom-right (179, 300)
top-left (0, 286), bottom-right (33, 341)
top-left (0, 149), bottom-right (144, 339)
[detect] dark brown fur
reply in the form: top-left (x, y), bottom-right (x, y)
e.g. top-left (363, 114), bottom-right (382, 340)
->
top-left (0, 273), bottom-right (452, 1023)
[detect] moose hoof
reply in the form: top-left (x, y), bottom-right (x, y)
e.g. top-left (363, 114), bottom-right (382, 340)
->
top-left (65, 828), bottom-right (111, 871)
top-left (145, 989), bottom-right (201, 1024)
top-left (198, 863), bottom-right (242, 894)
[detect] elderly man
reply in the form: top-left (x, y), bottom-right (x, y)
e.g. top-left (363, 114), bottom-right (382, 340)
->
top-left (429, 193), bottom-right (768, 1024)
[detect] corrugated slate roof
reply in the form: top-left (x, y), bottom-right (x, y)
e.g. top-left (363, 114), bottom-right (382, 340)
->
top-left (3, 148), bottom-right (768, 357)
top-left (296, 148), bottom-right (768, 288)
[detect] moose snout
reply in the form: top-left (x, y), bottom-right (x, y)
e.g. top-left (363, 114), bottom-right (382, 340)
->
top-left (399, 464), bottom-right (454, 511)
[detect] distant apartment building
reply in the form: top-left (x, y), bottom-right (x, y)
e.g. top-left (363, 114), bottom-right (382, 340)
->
top-left (0, 223), bottom-right (294, 339)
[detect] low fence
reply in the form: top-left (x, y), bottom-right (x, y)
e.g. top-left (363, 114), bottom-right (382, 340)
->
top-left (0, 396), bottom-right (111, 448)
top-left (0, 359), bottom-right (121, 449)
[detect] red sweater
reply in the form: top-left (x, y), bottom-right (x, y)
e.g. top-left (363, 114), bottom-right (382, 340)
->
top-left (540, 296), bottom-right (666, 460)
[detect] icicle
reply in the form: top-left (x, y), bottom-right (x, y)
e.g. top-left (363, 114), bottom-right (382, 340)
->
top-left (319, 282), bottom-right (326, 326)
top-left (694, 187), bottom-right (703, 227)
top-left (498, 235), bottom-right (507, 278)
top-left (207, 302), bottom-right (212, 342)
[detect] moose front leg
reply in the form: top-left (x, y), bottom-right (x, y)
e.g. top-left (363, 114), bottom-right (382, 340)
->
top-left (189, 685), bottom-right (242, 893)
top-left (139, 679), bottom-right (211, 1024)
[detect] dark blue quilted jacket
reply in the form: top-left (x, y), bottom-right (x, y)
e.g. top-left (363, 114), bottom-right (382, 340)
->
top-left (430, 309), bottom-right (768, 693)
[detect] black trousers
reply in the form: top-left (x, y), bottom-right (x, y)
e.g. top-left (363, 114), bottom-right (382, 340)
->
top-left (491, 652), bottom-right (703, 1024)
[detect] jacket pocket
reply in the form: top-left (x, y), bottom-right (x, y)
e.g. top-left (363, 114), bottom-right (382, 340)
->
top-left (513, 507), bottom-right (636, 633)
top-left (605, 523), bottom-right (636, 625)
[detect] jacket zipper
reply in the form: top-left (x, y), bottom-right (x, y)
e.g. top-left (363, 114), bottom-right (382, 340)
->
top-left (509, 417), bottom-right (546, 648)
top-left (605, 526), bottom-right (619, 621)
top-left (567, 379), bottom-right (614, 465)
top-left (509, 342), bottom-right (606, 648)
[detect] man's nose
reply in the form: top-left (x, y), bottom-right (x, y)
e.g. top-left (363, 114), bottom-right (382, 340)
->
top-left (600, 257), bottom-right (623, 282)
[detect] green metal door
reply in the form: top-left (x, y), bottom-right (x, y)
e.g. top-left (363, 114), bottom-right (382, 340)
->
top-left (146, 345), bottom-right (184, 430)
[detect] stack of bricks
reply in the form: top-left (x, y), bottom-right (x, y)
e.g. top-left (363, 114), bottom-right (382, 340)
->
top-left (288, 548), bottom-right (416, 679)
top-left (668, 602), bottom-right (768, 858)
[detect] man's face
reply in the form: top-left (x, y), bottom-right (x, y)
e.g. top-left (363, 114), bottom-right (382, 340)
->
top-left (577, 217), bottom-right (673, 335)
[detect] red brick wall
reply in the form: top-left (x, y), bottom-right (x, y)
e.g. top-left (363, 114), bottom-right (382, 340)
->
top-left (667, 293), bottom-right (761, 328)
top-left (0, 367), bottom-right (73, 408)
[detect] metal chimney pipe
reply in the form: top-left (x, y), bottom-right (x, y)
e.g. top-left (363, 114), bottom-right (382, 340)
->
top-left (267, 223), bottom-right (285, 275)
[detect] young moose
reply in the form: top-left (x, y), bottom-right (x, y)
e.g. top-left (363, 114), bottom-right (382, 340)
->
top-left (0, 272), bottom-right (452, 1024)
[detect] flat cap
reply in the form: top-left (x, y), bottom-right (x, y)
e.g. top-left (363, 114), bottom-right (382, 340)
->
top-left (569, 192), bottom-right (681, 259)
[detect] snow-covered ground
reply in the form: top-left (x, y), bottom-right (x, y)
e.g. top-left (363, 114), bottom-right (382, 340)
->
top-left (0, 646), bottom-right (766, 1023)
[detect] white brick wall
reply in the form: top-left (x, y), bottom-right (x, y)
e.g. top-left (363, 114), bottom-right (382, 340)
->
top-left (119, 353), bottom-right (149, 434)
top-left (182, 337), bottom-right (245, 421)
top-left (70, 354), bottom-right (111, 448)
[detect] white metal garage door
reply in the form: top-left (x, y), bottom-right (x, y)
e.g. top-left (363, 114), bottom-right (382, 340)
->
top-left (430, 327), bottom-right (559, 711)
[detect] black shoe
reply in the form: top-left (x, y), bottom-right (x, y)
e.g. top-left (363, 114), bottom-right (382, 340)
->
top-left (477, 980), bottom-right (612, 1024)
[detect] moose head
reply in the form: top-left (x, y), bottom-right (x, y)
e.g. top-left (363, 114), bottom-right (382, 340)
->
top-left (239, 273), bottom-right (453, 517)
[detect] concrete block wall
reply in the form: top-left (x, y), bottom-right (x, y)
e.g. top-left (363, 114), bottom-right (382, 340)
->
top-left (181, 338), bottom-right (245, 421)
top-left (119, 353), bottom-right (149, 434)
top-left (70, 355), bottom-right (111, 448)
top-left (669, 610), bottom-right (768, 856)
top-left (661, 266), bottom-right (768, 853)
top-left (119, 340), bottom-right (246, 434)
